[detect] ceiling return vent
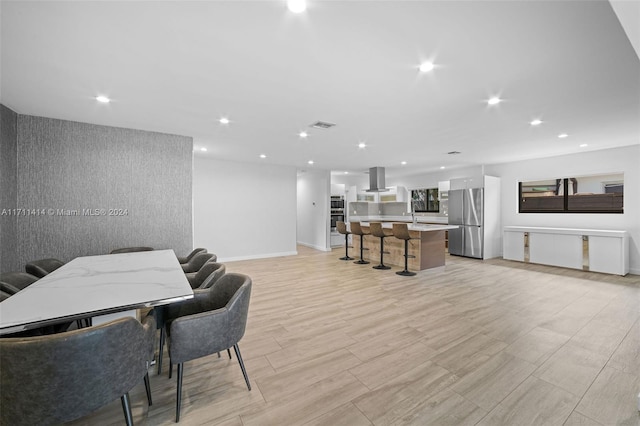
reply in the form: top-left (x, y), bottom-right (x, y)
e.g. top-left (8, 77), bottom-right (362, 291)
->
top-left (366, 167), bottom-right (389, 192)
top-left (309, 121), bottom-right (336, 129)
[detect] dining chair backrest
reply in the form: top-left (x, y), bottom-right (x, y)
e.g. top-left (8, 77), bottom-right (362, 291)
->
top-left (196, 262), bottom-right (226, 289)
top-left (181, 252), bottom-right (216, 273)
top-left (110, 246), bottom-right (154, 254)
top-left (0, 272), bottom-right (39, 295)
top-left (0, 315), bottom-right (155, 426)
top-left (177, 248), bottom-right (207, 264)
top-left (24, 258), bottom-right (65, 278)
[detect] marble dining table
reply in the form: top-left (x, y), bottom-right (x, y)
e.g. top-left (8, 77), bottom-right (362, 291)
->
top-left (0, 249), bottom-right (193, 335)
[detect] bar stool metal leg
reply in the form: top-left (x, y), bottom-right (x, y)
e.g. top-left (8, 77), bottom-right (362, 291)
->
top-left (354, 234), bottom-right (370, 264)
top-left (373, 237), bottom-right (391, 270)
top-left (397, 239), bottom-right (416, 276)
top-left (339, 232), bottom-right (354, 261)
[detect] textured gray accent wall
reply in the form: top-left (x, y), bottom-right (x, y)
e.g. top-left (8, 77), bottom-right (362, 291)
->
top-left (1, 104), bottom-right (19, 272)
top-left (15, 115), bottom-right (192, 266)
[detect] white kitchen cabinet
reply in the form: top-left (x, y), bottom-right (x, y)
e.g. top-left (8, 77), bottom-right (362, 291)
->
top-left (503, 226), bottom-right (628, 275)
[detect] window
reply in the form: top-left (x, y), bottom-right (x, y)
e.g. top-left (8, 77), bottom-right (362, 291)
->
top-left (519, 173), bottom-right (623, 213)
top-left (411, 188), bottom-right (439, 212)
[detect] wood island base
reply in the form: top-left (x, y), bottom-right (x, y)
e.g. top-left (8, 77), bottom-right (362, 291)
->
top-left (351, 223), bottom-right (457, 271)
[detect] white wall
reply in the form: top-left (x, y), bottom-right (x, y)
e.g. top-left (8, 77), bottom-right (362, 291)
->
top-left (193, 157), bottom-right (297, 261)
top-left (344, 146), bottom-right (639, 274)
top-left (485, 144), bottom-right (640, 274)
top-left (297, 169), bottom-right (331, 251)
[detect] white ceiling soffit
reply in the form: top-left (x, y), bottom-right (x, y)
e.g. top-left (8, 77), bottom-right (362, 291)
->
top-left (609, 0), bottom-right (640, 60)
top-left (1, 1), bottom-right (639, 177)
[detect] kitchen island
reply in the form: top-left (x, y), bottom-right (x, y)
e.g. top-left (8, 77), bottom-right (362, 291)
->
top-left (351, 222), bottom-right (458, 271)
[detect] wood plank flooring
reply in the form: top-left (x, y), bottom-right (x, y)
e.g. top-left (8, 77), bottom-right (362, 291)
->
top-left (69, 246), bottom-right (640, 425)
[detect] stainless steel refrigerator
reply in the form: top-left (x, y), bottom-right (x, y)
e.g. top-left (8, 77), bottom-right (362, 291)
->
top-left (448, 188), bottom-right (484, 258)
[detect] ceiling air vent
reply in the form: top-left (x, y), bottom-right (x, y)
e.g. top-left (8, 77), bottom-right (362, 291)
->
top-left (447, 151), bottom-right (462, 155)
top-left (310, 121), bottom-right (336, 129)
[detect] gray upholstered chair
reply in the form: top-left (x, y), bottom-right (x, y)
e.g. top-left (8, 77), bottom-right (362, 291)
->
top-left (166, 273), bottom-right (252, 422)
top-left (180, 252), bottom-right (216, 273)
top-left (24, 258), bottom-right (65, 278)
top-left (0, 290), bottom-right (12, 301)
top-left (185, 262), bottom-right (226, 289)
top-left (110, 246), bottom-right (154, 254)
top-left (0, 314), bottom-right (156, 426)
top-left (176, 248), bottom-right (207, 264)
top-left (0, 272), bottom-right (39, 294)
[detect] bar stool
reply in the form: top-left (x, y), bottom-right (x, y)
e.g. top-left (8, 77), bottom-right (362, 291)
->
top-left (393, 223), bottom-right (417, 276)
top-left (349, 222), bottom-right (370, 265)
top-left (336, 221), bottom-right (354, 261)
top-left (369, 222), bottom-right (393, 270)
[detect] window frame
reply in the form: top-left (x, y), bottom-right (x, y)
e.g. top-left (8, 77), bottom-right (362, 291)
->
top-left (518, 177), bottom-right (623, 214)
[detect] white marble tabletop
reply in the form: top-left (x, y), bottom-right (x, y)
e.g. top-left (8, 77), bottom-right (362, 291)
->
top-left (0, 249), bottom-right (193, 335)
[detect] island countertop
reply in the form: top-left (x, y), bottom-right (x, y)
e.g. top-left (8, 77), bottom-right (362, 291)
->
top-left (350, 215), bottom-right (449, 224)
top-left (357, 222), bottom-right (458, 232)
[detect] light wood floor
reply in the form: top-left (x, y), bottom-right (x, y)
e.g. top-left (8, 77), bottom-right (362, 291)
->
top-left (71, 246), bottom-right (640, 425)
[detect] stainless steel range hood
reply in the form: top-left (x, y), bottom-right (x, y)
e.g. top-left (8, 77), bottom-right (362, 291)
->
top-left (366, 167), bottom-right (389, 192)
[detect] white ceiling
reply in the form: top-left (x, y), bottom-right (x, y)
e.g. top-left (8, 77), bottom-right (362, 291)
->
top-left (2, 1), bottom-right (639, 178)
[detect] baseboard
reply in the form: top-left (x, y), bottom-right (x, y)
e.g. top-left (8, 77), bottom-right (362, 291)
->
top-left (296, 242), bottom-right (332, 252)
top-left (219, 251), bottom-right (298, 263)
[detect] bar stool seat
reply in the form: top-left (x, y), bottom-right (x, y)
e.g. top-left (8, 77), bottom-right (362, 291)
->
top-left (349, 222), bottom-right (370, 265)
top-left (369, 222), bottom-right (393, 270)
top-left (336, 221), bottom-right (354, 261)
top-left (392, 223), bottom-right (418, 276)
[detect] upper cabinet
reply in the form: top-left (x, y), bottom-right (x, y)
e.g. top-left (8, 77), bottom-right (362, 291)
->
top-left (379, 186), bottom-right (408, 203)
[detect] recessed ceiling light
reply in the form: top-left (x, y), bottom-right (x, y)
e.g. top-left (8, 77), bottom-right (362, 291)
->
top-left (200, 147), bottom-right (207, 152)
top-left (419, 62), bottom-right (435, 73)
top-left (260, 154), bottom-right (267, 159)
top-left (579, 144), bottom-right (588, 148)
top-left (530, 119), bottom-right (543, 126)
top-left (308, 160), bottom-right (314, 165)
top-left (219, 117), bottom-right (230, 125)
top-left (440, 166), bottom-right (446, 169)
top-left (487, 97), bottom-right (501, 106)
top-left (401, 161), bottom-right (407, 165)
top-left (287, 0), bottom-right (306, 13)
top-left (344, 171), bottom-right (349, 174)
top-left (358, 142), bottom-right (366, 149)
top-left (95, 95), bottom-right (110, 103)
top-left (299, 131), bottom-right (308, 138)
top-left (558, 133), bottom-right (569, 138)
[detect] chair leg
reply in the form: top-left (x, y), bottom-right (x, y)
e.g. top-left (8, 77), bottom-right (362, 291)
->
top-left (396, 239), bottom-right (416, 276)
top-left (121, 392), bottom-right (134, 426)
top-left (176, 363), bottom-right (184, 422)
top-left (157, 327), bottom-right (165, 375)
top-left (169, 359), bottom-right (173, 379)
top-left (340, 233), bottom-right (354, 260)
top-left (144, 372), bottom-right (153, 406)
top-left (373, 237), bottom-right (391, 270)
top-left (227, 348), bottom-right (232, 359)
top-left (354, 234), bottom-right (370, 264)
top-left (233, 344), bottom-right (251, 391)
